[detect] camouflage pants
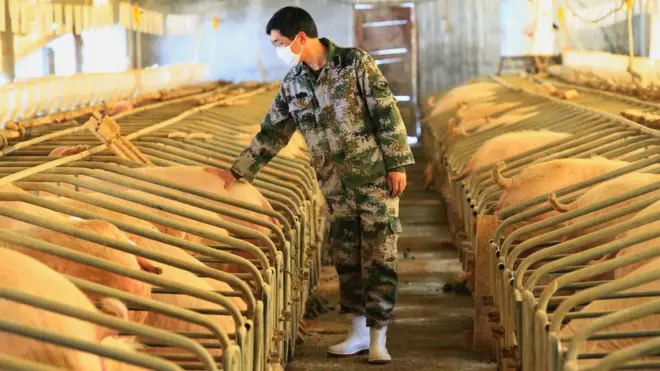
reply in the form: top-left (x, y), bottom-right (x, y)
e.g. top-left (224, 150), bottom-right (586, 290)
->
top-left (325, 176), bottom-right (401, 329)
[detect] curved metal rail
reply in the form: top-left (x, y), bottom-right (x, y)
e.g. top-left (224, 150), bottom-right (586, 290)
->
top-left (0, 80), bottom-right (324, 371)
top-left (423, 72), bottom-right (660, 371)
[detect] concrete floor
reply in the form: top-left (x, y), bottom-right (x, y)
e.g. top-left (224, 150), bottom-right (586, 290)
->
top-left (286, 150), bottom-right (497, 371)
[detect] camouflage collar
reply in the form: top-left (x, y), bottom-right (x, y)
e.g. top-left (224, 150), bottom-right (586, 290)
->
top-left (294, 38), bottom-right (342, 77)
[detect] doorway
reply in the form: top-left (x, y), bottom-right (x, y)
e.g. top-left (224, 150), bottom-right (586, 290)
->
top-left (353, 3), bottom-right (418, 140)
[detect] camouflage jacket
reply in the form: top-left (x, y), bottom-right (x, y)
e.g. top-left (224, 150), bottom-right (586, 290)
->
top-left (231, 38), bottom-right (415, 196)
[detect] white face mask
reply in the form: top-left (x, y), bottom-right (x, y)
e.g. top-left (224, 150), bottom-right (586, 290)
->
top-left (276, 35), bottom-right (304, 66)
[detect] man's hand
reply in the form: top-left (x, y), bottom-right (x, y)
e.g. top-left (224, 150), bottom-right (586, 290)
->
top-left (203, 167), bottom-right (237, 191)
top-left (387, 171), bottom-right (407, 198)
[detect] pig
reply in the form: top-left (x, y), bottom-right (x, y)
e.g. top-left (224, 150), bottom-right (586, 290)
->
top-left (95, 227), bottom-right (245, 360)
top-left (48, 145), bottom-right (91, 157)
top-left (548, 173), bottom-right (660, 246)
top-left (427, 95), bottom-right (437, 108)
top-left (128, 166), bottom-right (279, 236)
top-left (559, 254), bottom-right (660, 368)
top-left (545, 174), bottom-right (660, 282)
top-left (450, 106), bottom-right (540, 137)
top-left (0, 184), bottom-right (72, 230)
top-left (421, 86), bottom-right (500, 122)
top-left (136, 232), bottom-right (239, 337)
top-left (43, 151), bottom-right (278, 237)
top-left (52, 197), bottom-right (246, 354)
top-left (56, 192), bottom-right (230, 247)
top-left (100, 337), bottom-right (148, 371)
top-left (136, 234), bottom-right (244, 357)
top-left (492, 156), bottom-right (633, 222)
top-left (425, 82), bottom-right (501, 114)
top-left (448, 116), bottom-right (489, 138)
top-left (105, 101), bottom-right (134, 115)
top-left (54, 197), bottom-right (244, 305)
top-left (433, 101), bottom-right (523, 144)
top-left (611, 200), bottom-right (660, 279)
top-left (0, 248), bottom-right (143, 371)
top-left (455, 101), bottom-right (522, 123)
top-left (0, 219), bottom-right (161, 323)
top-left (451, 130), bottom-right (572, 182)
top-left (544, 203), bottom-right (660, 365)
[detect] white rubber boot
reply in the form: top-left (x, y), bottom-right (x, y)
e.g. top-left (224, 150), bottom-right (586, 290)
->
top-left (327, 315), bottom-right (370, 357)
top-left (368, 326), bottom-right (391, 364)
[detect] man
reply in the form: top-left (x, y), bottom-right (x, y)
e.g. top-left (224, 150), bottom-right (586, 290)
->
top-left (207, 6), bottom-right (414, 364)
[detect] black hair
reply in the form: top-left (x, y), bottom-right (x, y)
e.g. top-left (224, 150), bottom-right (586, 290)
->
top-left (266, 6), bottom-right (318, 39)
top-left (552, 23), bottom-right (559, 30)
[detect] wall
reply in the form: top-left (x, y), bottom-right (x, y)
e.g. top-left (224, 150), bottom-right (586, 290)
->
top-left (161, 0), bottom-right (354, 82)
top-left (559, 0), bottom-right (647, 57)
top-left (134, 0), bottom-right (648, 100)
top-left (415, 0), bottom-right (649, 99)
top-left (416, 0), bottom-right (501, 100)
top-left (153, 0), bottom-right (501, 103)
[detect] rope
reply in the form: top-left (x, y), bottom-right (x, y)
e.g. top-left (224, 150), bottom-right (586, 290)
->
top-left (563, 0), bottom-right (626, 24)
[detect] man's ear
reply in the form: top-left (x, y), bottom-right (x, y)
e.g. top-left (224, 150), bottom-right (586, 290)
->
top-left (298, 32), bottom-right (308, 45)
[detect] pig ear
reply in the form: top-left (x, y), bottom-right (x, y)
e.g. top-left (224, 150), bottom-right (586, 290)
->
top-left (51, 145), bottom-right (89, 157)
top-left (99, 297), bottom-right (129, 321)
top-left (202, 167), bottom-right (222, 176)
top-left (136, 256), bottom-right (162, 275)
top-left (48, 146), bottom-right (71, 157)
top-left (448, 119), bottom-right (456, 138)
top-left (96, 298), bottom-right (129, 340)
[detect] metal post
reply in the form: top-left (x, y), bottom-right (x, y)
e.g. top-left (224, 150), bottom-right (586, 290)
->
top-left (74, 32), bottom-right (83, 73)
top-left (136, 27), bottom-right (142, 69)
top-left (639, 0), bottom-right (647, 57)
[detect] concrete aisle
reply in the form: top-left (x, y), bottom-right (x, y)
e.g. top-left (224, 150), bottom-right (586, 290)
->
top-left (286, 149), bottom-right (497, 371)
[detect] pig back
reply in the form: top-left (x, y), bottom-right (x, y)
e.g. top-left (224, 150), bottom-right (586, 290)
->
top-left (0, 219), bottom-right (152, 323)
top-left (129, 233), bottom-right (246, 311)
top-left (613, 200), bottom-right (660, 278)
top-left (131, 166), bottom-right (277, 235)
top-left (470, 130), bottom-right (571, 171)
top-left (563, 173), bottom-right (660, 243)
top-left (129, 234), bottom-right (237, 359)
top-left (0, 248), bottom-right (104, 371)
top-left (427, 86), bottom-right (498, 118)
top-left (0, 184), bottom-right (71, 229)
top-left (499, 158), bottom-right (631, 212)
top-left (560, 256), bottom-right (660, 358)
top-left (60, 191), bottom-right (229, 244)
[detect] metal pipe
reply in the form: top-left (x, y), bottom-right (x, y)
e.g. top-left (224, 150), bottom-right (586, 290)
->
top-left (0, 226), bottom-right (246, 331)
